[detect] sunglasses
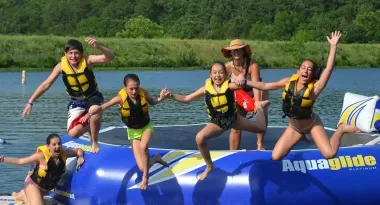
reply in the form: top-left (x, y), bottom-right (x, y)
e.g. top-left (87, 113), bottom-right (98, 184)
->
top-left (230, 49), bottom-right (243, 54)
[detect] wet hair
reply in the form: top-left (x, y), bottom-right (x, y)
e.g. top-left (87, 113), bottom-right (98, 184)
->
top-left (64, 39), bottom-right (84, 53)
top-left (210, 61), bottom-right (227, 75)
top-left (299, 59), bottom-right (323, 80)
top-left (46, 133), bottom-right (61, 145)
top-left (123, 74), bottom-right (140, 86)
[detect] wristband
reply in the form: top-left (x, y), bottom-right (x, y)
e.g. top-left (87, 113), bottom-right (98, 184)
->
top-left (242, 80), bottom-right (247, 88)
top-left (0, 156), bottom-right (4, 162)
top-left (27, 101), bottom-right (33, 106)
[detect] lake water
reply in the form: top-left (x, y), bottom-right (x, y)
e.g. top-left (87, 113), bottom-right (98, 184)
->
top-left (0, 68), bottom-right (378, 192)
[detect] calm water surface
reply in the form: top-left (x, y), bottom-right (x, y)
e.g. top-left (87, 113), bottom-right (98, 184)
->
top-left (0, 68), bottom-right (378, 192)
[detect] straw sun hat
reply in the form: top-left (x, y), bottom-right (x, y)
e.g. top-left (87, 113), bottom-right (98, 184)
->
top-left (221, 39), bottom-right (252, 58)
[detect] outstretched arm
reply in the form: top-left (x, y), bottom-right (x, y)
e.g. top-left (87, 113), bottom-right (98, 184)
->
top-left (65, 148), bottom-right (84, 158)
top-left (312, 31), bottom-right (341, 98)
top-left (101, 95), bottom-right (122, 111)
top-left (170, 86), bottom-right (205, 104)
top-left (250, 63), bottom-right (262, 103)
top-left (144, 88), bottom-right (169, 105)
top-left (0, 152), bottom-right (43, 166)
top-left (229, 77), bottom-right (289, 91)
top-left (22, 64), bottom-right (61, 118)
top-left (80, 95), bottom-right (121, 123)
top-left (86, 37), bottom-right (115, 66)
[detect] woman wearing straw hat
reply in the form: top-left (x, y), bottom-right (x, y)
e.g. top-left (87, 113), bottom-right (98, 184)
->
top-left (221, 39), bottom-right (269, 151)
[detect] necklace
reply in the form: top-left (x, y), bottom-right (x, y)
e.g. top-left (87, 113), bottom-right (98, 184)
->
top-left (232, 59), bottom-right (245, 73)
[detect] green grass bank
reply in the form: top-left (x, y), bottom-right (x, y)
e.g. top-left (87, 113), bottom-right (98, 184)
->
top-left (1, 35), bottom-right (380, 72)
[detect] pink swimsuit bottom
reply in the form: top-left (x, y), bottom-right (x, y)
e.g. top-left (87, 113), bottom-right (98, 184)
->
top-left (24, 165), bottom-right (48, 192)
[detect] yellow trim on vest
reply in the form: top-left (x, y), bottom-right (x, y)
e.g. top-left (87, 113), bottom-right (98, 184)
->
top-left (61, 56), bottom-right (93, 93)
top-left (282, 74), bottom-right (315, 116)
top-left (205, 78), bottom-right (234, 117)
top-left (28, 145), bottom-right (66, 182)
top-left (118, 88), bottom-right (149, 118)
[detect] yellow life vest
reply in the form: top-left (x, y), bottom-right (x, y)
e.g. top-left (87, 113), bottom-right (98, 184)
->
top-left (61, 56), bottom-right (98, 98)
top-left (118, 88), bottom-right (150, 129)
top-left (282, 74), bottom-right (315, 119)
top-left (28, 145), bottom-right (67, 191)
top-left (205, 78), bottom-right (236, 118)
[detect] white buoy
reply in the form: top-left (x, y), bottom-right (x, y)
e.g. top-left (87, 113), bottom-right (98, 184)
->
top-left (21, 70), bottom-right (26, 85)
top-left (0, 139), bottom-right (5, 144)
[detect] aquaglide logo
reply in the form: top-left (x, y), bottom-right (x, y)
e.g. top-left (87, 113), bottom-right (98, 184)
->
top-left (282, 155), bottom-right (377, 173)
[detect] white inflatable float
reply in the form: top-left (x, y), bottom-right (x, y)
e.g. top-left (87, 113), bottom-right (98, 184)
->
top-left (338, 92), bottom-right (380, 133)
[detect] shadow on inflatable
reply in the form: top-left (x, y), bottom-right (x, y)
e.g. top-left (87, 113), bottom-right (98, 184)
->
top-left (233, 152), bottom-right (342, 205)
top-left (110, 152), bottom-right (343, 205)
top-left (116, 153), bottom-right (185, 205)
top-left (192, 168), bottom-right (230, 205)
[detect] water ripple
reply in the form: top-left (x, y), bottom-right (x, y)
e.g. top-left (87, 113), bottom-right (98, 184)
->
top-left (0, 69), bottom-right (378, 192)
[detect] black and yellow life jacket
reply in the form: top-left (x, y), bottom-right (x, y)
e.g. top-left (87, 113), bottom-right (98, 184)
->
top-left (119, 88), bottom-right (150, 129)
top-left (205, 78), bottom-right (236, 118)
top-left (28, 145), bottom-right (67, 191)
top-left (282, 74), bottom-right (316, 119)
top-left (61, 56), bottom-right (98, 98)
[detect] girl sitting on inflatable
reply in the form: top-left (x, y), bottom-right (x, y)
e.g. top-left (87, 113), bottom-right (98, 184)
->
top-left (1, 134), bottom-right (84, 205)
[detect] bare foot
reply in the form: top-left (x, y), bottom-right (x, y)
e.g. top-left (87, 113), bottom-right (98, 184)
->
top-left (153, 153), bottom-right (169, 167)
top-left (338, 123), bottom-right (361, 133)
top-left (199, 165), bottom-right (214, 180)
top-left (139, 178), bottom-right (148, 190)
top-left (91, 141), bottom-right (100, 153)
top-left (257, 143), bottom-right (265, 150)
top-left (255, 100), bottom-right (271, 110)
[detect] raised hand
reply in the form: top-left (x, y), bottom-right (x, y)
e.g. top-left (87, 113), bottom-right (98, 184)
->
top-left (85, 37), bottom-right (100, 49)
top-left (326, 31), bottom-right (341, 46)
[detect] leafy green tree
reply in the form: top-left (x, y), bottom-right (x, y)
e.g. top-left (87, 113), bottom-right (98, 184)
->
top-left (0, 4), bottom-right (42, 34)
top-left (343, 24), bottom-right (368, 43)
top-left (354, 11), bottom-right (380, 42)
top-left (116, 16), bottom-right (164, 38)
top-left (249, 23), bottom-right (276, 41)
top-left (75, 17), bottom-right (124, 37)
top-left (207, 15), bottom-right (224, 39)
top-left (2, 0), bottom-right (380, 42)
top-left (273, 11), bottom-right (302, 40)
top-left (101, 0), bottom-right (134, 20)
top-left (292, 30), bottom-right (317, 42)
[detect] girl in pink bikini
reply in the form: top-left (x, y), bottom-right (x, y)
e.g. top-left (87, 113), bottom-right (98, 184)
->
top-left (0, 134), bottom-right (84, 205)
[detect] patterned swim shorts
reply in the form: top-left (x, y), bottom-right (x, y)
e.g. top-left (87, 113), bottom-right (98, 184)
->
top-left (209, 113), bottom-right (238, 131)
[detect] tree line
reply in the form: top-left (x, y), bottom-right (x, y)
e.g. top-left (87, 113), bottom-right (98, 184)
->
top-left (1, 0), bottom-right (380, 43)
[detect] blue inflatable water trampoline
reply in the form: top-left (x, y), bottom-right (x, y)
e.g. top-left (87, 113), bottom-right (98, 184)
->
top-left (1, 92), bottom-right (374, 205)
top-left (46, 122), bottom-right (380, 205)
